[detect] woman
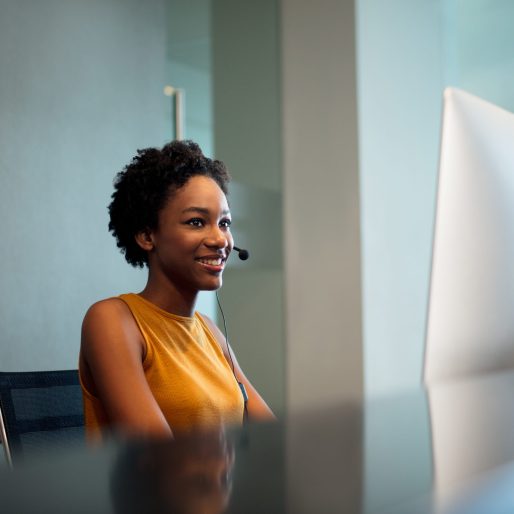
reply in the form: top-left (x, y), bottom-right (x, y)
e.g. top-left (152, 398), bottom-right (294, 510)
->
top-left (79, 140), bottom-right (274, 440)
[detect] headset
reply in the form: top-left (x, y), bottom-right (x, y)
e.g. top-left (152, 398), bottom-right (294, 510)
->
top-left (233, 246), bottom-right (249, 261)
top-left (216, 245), bottom-right (250, 422)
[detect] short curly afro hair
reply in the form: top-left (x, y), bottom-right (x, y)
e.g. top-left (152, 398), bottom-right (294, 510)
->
top-left (108, 140), bottom-right (231, 268)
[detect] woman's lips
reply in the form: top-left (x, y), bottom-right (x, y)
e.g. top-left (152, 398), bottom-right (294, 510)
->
top-left (196, 256), bottom-right (225, 272)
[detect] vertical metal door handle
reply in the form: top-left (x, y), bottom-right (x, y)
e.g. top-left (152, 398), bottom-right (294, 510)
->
top-left (164, 85), bottom-right (185, 140)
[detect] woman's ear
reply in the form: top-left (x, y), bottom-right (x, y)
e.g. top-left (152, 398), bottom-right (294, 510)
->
top-left (135, 230), bottom-right (154, 251)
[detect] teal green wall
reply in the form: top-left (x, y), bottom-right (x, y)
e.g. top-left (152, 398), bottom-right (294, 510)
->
top-left (442, 0), bottom-right (514, 111)
top-left (358, 0), bottom-right (514, 397)
top-left (0, 0), bottom-right (169, 370)
top-left (166, 0), bottom-right (216, 317)
top-left (357, 0), bottom-right (443, 397)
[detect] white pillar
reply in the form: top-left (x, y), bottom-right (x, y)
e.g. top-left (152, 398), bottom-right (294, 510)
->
top-left (282, 0), bottom-right (363, 412)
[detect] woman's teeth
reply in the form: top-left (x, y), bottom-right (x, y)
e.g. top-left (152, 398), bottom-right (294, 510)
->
top-left (199, 258), bottom-right (222, 266)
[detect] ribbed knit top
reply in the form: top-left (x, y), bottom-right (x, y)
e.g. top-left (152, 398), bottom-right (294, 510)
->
top-left (80, 293), bottom-right (244, 439)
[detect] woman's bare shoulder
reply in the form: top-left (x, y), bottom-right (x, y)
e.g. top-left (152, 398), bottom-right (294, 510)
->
top-left (80, 297), bottom-right (172, 435)
top-left (81, 297), bottom-right (142, 354)
top-left (83, 296), bottom-right (137, 331)
top-left (83, 297), bottom-right (130, 320)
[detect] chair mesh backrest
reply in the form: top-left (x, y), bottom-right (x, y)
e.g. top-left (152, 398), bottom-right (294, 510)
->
top-left (0, 370), bottom-right (85, 462)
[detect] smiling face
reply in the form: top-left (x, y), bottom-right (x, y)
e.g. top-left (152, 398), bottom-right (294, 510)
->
top-left (140, 175), bottom-right (233, 295)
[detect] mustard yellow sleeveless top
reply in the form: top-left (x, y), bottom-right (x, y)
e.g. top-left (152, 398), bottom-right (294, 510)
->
top-left (80, 293), bottom-right (244, 439)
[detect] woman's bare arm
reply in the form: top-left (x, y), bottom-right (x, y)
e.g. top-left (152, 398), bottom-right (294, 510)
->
top-left (80, 298), bottom-right (172, 438)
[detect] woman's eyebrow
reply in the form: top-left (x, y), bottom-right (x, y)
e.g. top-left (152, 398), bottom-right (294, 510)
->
top-left (181, 206), bottom-right (231, 216)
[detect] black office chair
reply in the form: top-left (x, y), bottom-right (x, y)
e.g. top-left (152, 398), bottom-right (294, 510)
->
top-left (0, 370), bottom-right (85, 467)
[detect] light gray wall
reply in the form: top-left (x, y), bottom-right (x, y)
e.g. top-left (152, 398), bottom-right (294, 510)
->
top-left (212, 0), bottom-right (284, 414)
top-left (0, 0), bottom-right (168, 370)
top-left (282, 4), bottom-right (363, 510)
top-left (212, 0), bottom-right (281, 194)
top-left (282, 0), bottom-right (363, 410)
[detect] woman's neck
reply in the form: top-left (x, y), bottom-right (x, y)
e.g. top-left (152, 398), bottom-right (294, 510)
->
top-left (139, 273), bottom-right (198, 317)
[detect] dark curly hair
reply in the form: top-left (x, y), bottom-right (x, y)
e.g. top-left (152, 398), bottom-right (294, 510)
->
top-left (108, 140), bottom-right (231, 268)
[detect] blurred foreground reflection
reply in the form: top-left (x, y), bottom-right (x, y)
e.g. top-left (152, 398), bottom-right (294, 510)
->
top-left (111, 430), bottom-right (234, 514)
top-left (3, 373), bottom-right (514, 513)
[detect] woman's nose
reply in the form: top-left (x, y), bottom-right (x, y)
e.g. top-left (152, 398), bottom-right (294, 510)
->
top-left (205, 226), bottom-right (230, 248)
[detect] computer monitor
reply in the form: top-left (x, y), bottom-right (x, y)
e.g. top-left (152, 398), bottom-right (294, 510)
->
top-left (424, 88), bottom-right (514, 384)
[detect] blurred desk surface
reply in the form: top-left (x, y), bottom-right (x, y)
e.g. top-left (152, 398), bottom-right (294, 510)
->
top-left (2, 371), bottom-right (514, 514)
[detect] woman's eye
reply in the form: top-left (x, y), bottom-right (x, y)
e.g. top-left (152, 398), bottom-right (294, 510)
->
top-left (220, 219), bottom-right (232, 229)
top-left (187, 218), bottom-right (204, 227)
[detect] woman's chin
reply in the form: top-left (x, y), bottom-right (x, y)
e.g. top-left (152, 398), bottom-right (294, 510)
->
top-left (200, 278), bottom-right (223, 291)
